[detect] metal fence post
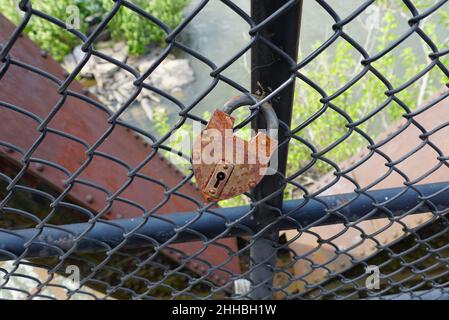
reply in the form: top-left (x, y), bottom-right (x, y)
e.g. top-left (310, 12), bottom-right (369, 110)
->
top-left (249, 0), bottom-right (303, 299)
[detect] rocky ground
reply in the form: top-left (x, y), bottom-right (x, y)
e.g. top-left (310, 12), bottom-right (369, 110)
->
top-left (63, 41), bottom-right (195, 128)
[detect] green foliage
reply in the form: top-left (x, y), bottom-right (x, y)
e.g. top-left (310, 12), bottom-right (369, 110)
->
top-left (152, 2), bottom-right (449, 207)
top-left (101, 0), bottom-right (187, 55)
top-left (286, 2), bottom-right (449, 196)
top-left (0, 0), bottom-right (93, 61)
top-left (152, 106), bottom-right (173, 135)
top-left (0, 0), bottom-right (187, 61)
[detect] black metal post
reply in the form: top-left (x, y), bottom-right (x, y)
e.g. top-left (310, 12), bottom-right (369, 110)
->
top-left (250, 0), bottom-right (303, 299)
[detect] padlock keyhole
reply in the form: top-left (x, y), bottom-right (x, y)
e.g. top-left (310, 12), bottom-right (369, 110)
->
top-left (214, 172), bottom-right (226, 188)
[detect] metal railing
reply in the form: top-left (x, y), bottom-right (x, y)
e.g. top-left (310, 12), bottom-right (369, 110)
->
top-left (0, 0), bottom-right (449, 300)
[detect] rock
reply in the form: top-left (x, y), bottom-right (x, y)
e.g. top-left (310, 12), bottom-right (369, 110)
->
top-left (76, 45), bottom-right (98, 72)
top-left (112, 41), bottom-right (128, 63)
top-left (113, 91), bottom-right (126, 104)
top-left (62, 53), bottom-right (77, 73)
top-left (95, 40), bottom-right (127, 59)
top-left (94, 62), bottom-right (120, 77)
top-left (95, 29), bottom-right (111, 42)
top-left (95, 76), bottom-right (106, 90)
top-left (148, 92), bottom-right (161, 103)
top-left (88, 87), bottom-right (97, 96)
top-left (97, 47), bottom-right (115, 58)
top-left (113, 41), bottom-right (127, 53)
top-left (63, 41), bottom-right (130, 79)
top-left (170, 87), bottom-right (184, 100)
top-left (141, 98), bottom-right (154, 121)
top-left (62, 45), bottom-right (96, 77)
top-left (118, 82), bottom-right (134, 97)
top-left (113, 71), bottom-right (128, 82)
top-left (145, 59), bottom-right (194, 92)
top-left (138, 59), bottom-right (156, 74)
top-left (122, 81), bottom-right (135, 91)
top-left (95, 40), bottom-right (114, 50)
top-left (67, 40), bottom-right (194, 127)
top-left (140, 89), bottom-right (161, 103)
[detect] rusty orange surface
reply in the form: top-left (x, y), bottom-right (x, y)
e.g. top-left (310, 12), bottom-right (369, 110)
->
top-left (0, 15), bottom-right (240, 285)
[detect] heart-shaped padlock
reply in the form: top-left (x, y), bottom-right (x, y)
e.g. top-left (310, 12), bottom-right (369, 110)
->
top-left (192, 95), bottom-right (278, 202)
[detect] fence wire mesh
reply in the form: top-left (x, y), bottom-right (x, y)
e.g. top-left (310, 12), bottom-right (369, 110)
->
top-left (0, 0), bottom-right (449, 300)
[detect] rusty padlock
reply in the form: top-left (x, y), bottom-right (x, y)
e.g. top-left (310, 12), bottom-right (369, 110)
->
top-left (192, 95), bottom-right (278, 202)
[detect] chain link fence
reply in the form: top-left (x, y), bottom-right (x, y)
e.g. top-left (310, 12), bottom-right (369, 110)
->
top-left (0, 0), bottom-right (449, 300)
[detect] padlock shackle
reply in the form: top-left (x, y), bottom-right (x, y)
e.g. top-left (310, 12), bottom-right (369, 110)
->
top-left (223, 95), bottom-right (279, 140)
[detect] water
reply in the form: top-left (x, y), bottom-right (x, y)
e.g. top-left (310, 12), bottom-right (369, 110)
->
top-left (153, 0), bottom-right (446, 127)
top-left (175, 0), bottom-right (376, 118)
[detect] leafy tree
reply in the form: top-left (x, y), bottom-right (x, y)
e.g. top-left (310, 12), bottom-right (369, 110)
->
top-left (0, 0), bottom-right (187, 61)
top-left (101, 0), bottom-right (187, 55)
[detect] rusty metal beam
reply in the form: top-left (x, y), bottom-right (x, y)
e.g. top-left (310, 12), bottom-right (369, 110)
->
top-left (0, 14), bottom-right (240, 286)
